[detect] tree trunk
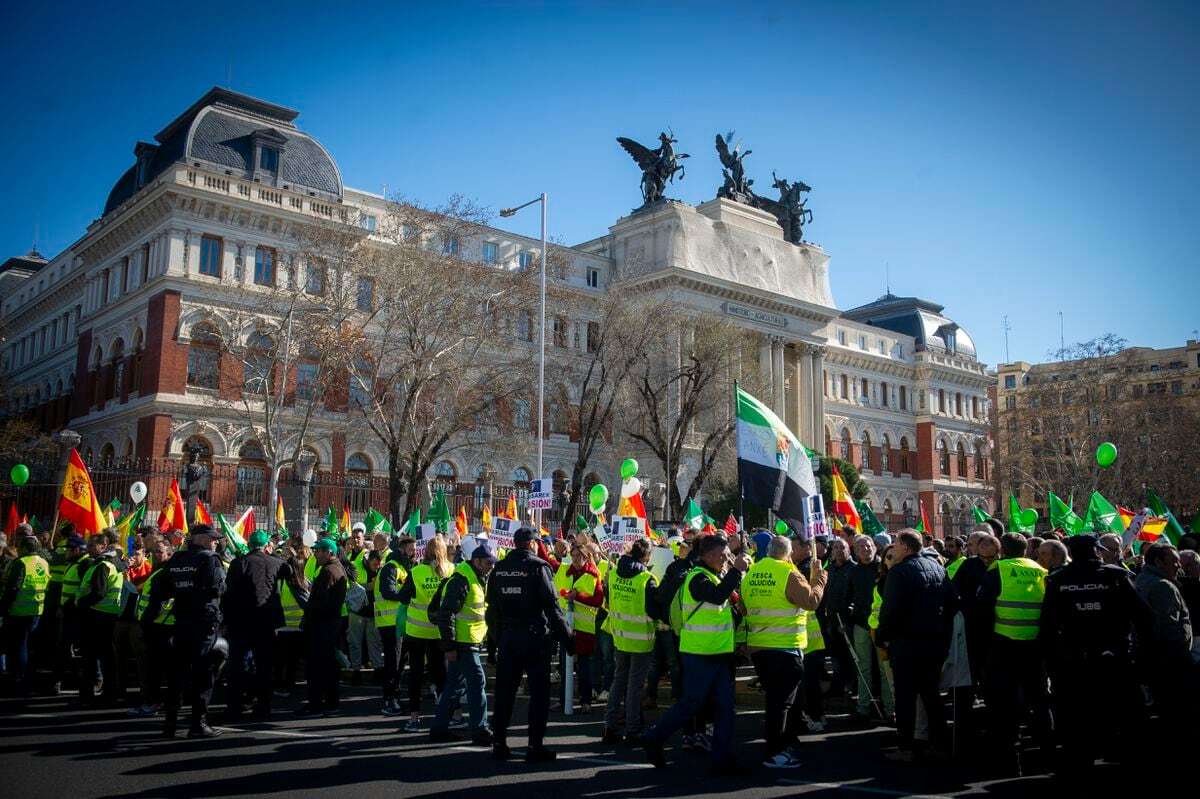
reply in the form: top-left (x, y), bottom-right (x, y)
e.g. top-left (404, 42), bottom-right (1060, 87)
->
top-left (387, 447), bottom-right (405, 528)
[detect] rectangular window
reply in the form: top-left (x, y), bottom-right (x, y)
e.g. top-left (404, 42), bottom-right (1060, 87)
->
top-left (586, 321), bottom-right (600, 353)
top-left (481, 241), bottom-right (499, 264)
top-left (141, 243), bottom-right (151, 283)
top-left (878, 339), bottom-right (886, 355)
top-left (199, 235), bottom-right (222, 277)
top-left (517, 312), bottom-right (533, 343)
top-left (1004, 375), bottom-right (1016, 389)
top-left (587, 268), bottom-right (599, 288)
top-left (899, 386), bottom-right (907, 410)
top-left (860, 378), bottom-right (869, 400)
top-left (1005, 396), bottom-right (1016, 410)
top-left (302, 263), bottom-right (324, 295)
top-left (356, 277), bottom-right (374, 312)
top-left (442, 234), bottom-right (460, 256)
top-left (880, 382), bottom-right (889, 407)
top-left (360, 214), bottom-right (377, 233)
top-left (553, 316), bottom-right (567, 348)
top-left (295, 363), bottom-right (318, 401)
top-left (121, 256), bottom-right (131, 291)
top-left (259, 147), bottom-right (279, 171)
top-left (519, 251), bottom-right (535, 270)
top-left (858, 335), bottom-right (867, 350)
top-left (513, 397), bottom-right (531, 431)
top-left (101, 269), bottom-right (110, 304)
top-left (1171, 380), bottom-right (1183, 395)
top-left (253, 247), bottom-right (275, 286)
top-left (837, 330), bottom-right (847, 346)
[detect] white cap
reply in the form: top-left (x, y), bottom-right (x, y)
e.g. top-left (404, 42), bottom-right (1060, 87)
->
top-left (351, 522), bottom-right (367, 534)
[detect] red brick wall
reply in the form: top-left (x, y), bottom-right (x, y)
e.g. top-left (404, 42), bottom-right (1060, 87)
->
top-left (915, 421), bottom-right (935, 480)
top-left (141, 290), bottom-right (187, 395)
top-left (69, 328), bottom-right (93, 420)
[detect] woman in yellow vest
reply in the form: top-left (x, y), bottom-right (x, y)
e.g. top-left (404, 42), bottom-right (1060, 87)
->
top-left (557, 541), bottom-right (604, 713)
top-left (400, 535), bottom-right (452, 732)
top-left (600, 538), bottom-right (659, 744)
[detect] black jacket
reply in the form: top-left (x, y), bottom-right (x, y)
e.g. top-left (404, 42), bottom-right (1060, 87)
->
top-left (1039, 555), bottom-right (1151, 663)
top-left (876, 551), bottom-right (955, 648)
top-left (0, 557), bottom-right (26, 616)
top-left (819, 558), bottom-right (853, 625)
top-left (304, 558), bottom-right (347, 625)
top-left (379, 551), bottom-right (408, 602)
top-left (436, 563), bottom-right (488, 650)
top-left (485, 548), bottom-right (570, 645)
top-left (842, 558), bottom-right (880, 628)
top-left (143, 546), bottom-right (225, 628)
top-left (223, 549), bottom-right (288, 630)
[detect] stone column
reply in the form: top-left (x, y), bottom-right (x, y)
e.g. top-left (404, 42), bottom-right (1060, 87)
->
top-left (758, 335), bottom-right (771, 387)
top-left (772, 337), bottom-right (785, 416)
top-left (810, 346), bottom-right (826, 450)
top-left (794, 343), bottom-right (812, 447)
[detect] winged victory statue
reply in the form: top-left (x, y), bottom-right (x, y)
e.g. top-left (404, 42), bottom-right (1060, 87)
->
top-left (616, 131), bottom-right (689, 207)
top-left (715, 131), bottom-right (753, 203)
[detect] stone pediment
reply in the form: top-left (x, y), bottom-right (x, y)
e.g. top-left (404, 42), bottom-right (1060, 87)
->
top-left (610, 198), bottom-right (835, 312)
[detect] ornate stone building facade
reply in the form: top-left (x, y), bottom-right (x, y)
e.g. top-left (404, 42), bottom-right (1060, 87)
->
top-left (0, 87), bottom-right (992, 533)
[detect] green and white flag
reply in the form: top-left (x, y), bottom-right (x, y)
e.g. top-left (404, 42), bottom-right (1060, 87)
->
top-left (736, 386), bottom-right (816, 525)
top-left (683, 498), bottom-right (704, 531)
top-left (1082, 491), bottom-right (1123, 535)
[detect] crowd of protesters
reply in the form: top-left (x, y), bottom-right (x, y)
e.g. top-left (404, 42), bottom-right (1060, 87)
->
top-left (0, 513), bottom-right (1195, 777)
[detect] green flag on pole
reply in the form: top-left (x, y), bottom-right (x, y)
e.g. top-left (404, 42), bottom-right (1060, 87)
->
top-left (323, 506), bottom-right (339, 537)
top-left (857, 500), bottom-right (886, 536)
top-left (684, 498), bottom-right (704, 530)
top-left (576, 514), bottom-right (591, 531)
top-left (1145, 488), bottom-right (1184, 546)
top-left (363, 507), bottom-right (394, 535)
top-left (217, 513), bottom-right (249, 555)
top-left (1008, 495), bottom-right (1034, 534)
top-left (1048, 492), bottom-right (1084, 535)
top-left (427, 490), bottom-right (451, 534)
top-left (1083, 491), bottom-right (1123, 534)
top-left (972, 505), bottom-right (991, 524)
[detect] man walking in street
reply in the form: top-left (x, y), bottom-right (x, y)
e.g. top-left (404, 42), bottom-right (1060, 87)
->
top-left (299, 538), bottom-right (348, 717)
top-left (601, 537), bottom-right (658, 748)
top-left (223, 530), bottom-right (288, 720)
top-left (0, 530), bottom-right (50, 697)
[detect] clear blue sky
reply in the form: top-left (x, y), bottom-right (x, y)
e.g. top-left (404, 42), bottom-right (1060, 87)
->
top-left (2, 1), bottom-right (1196, 366)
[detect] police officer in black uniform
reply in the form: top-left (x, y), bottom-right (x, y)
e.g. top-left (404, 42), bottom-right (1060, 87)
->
top-left (486, 526), bottom-right (574, 763)
top-left (1039, 533), bottom-right (1152, 773)
top-left (143, 524), bottom-right (226, 738)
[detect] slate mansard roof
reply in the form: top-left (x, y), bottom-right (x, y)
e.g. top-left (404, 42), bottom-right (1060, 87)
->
top-left (842, 293), bottom-right (977, 360)
top-left (103, 87), bottom-right (343, 216)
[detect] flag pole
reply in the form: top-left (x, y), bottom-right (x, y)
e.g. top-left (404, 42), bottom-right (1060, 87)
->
top-left (734, 380), bottom-right (744, 532)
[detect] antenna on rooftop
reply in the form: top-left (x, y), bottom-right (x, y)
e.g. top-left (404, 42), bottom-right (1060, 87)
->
top-left (1058, 311), bottom-right (1065, 358)
top-left (1002, 315), bottom-right (1012, 363)
top-left (885, 262), bottom-right (890, 296)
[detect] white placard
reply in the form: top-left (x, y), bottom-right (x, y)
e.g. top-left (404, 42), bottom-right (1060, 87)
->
top-left (528, 478), bottom-right (553, 510)
top-left (413, 522), bottom-right (436, 558)
top-left (649, 545), bottom-right (674, 582)
top-left (801, 495), bottom-right (828, 542)
top-left (492, 517), bottom-right (519, 549)
top-left (605, 516), bottom-right (645, 555)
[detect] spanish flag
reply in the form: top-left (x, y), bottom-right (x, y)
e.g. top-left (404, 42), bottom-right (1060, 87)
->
top-left (58, 449), bottom-right (108, 535)
top-left (157, 478), bottom-right (189, 535)
top-left (194, 497), bottom-right (214, 526)
top-left (830, 465), bottom-right (862, 533)
top-left (234, 506), bottom-right (256, 541)
top-left (275, 495), bottom-right (287, 532)
top-left (455, 505), bottom-right (468, 538)
top-left (340, 503), bottom-right (351, 534)
top-left (1118, 506), bottom-right (1136, 530)
top-left (481, 504), bottom-right (493, 532)
top-left (504, 492), bottom-right (518, 521)
top-left (618, 490), bottom-right (648, 520)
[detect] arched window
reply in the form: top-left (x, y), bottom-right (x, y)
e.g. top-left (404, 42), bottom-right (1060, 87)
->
top-left (475, 463), bottom-right (495, 482)
top-left (938, 440), bottom-right (950, 475)
top-left (899, 436), bottom-right (910, 474)
top-left (129, 330), bottom-right (144, 394)
top-left (860, 431), bottom-right (871, 470)
top-left (236, 440), bottom-right (266, 507)
top-left (956, 442), bottom-right (967, 477)
top-left (243, 332), bottom-right (274, 395)
top-left (100, 442), bottom-right (116, 464)
top-left (434, 461), bottom-right (457, 481)
top-left (839, 428), bottom-right (851, 460)
top-left (187, 324), bottom-right (221, 389)
top-left (346, 453), bottom-right (372, 513)
top-left (91, 344), bottom-right (104, 407)
top-left (512, 467), bottom-right (532, 486)
top-left (880, 434), bottom-right (891, 472)
top-left (974, 443), bottom-right (985, 479)
top-left (108, 338), bottom-right (125, 401)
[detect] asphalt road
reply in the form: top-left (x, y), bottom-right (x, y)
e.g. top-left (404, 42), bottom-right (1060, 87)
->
top-left (0, 681), bottom-right (1133, 799)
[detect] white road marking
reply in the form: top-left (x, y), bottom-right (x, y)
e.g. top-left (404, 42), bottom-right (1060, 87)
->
top-left (215, 725), bottom-right (341, 740)
top-left (778, 777), bottom-right (955, 797)
top-left (450, 745), bottom-right (652, 769)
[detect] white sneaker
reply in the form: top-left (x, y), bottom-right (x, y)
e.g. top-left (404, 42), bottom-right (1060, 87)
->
top-left (402, 718), bottom-right (422, 732)
top-left (763, 752), bottom-right (802, 769)
top-left (806, 717), bottom-right (826, 732)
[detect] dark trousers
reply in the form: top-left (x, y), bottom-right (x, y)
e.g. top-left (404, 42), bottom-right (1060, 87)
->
top-left (55, 607), bottom-right (79, 686)
top-left (380, 626), bottom-right (402, 702)
top-left (750, 649), bottom-right (805, 757)
top-left (164, 624), bottom-right (219, 729)
top-left (305, 621), bottom-right (341, 709)
top-left (33, 588), bottom-right (60, 670)
top-left (646, 628), bottom-right (678, 702)
top-left (3, 615), bottom-right (39, 694)
top-left (985, 637), bottom-right (1051, 760)
top-left (79, 611), bottom-right (117, 703)
top-left (405, 636), bottom-right (446, 714)
top-left (890, 639), bottom-right (948, 751)
top-left (560, 644), bottom-right (594, 704)
top-left (142, 625), bottom-right (171, 706)
top-left (273, 630), bottom-right (303, 690)
top-left (645, 653), bottom-right (736, 765)
top-left (802, 648), bottom-right (825, 720)
top-left (493, 630), bottom-right (553, 747)
top-left (1050, 654), bottom-right (1138, 770)
top-left (227, 627), bottom-right (275, 713)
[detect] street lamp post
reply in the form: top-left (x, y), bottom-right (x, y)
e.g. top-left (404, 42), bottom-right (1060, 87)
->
top-left (499, 193), bottom-right (547, 490)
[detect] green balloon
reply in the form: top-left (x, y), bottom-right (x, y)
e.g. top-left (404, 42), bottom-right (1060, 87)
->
top-left (1096, 442), bottom-right (1117, 468)
top-left (774, 520), bottom-right (789, 536)
top-left (9, 464), bottom-right (29, 486)
top-left (1019, 508), bottom-right (1039, 527)
top-left (588, 483), bottom-right (609, 513)
top-left (620, 458), bottom-right (639, 480)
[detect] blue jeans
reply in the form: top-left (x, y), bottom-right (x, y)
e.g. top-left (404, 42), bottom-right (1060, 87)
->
top-left (3, 615), bottom-right (39, 693)
top-left (595, 631), bottom-right (615, 693)
top-left (431, 646), bottom-right (488, 734)
top-left (644, 653), bottom-right (736, 764)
